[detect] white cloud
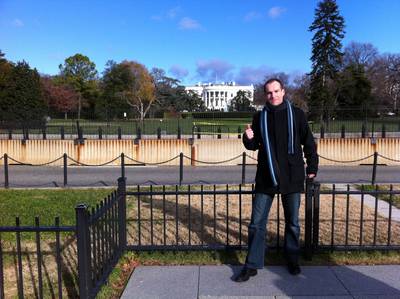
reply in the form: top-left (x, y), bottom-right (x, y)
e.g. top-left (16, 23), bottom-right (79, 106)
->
top-left (179, 17), bottom-right (202, 30)
top-left (169, 65), bottom-right (189, 79)
top-left (12, 18), bottom-right (24, 27)
top-left (244, 11), bottom-right (262, 22)
top-left (267, 6), bottom-right (286, 19)
top-left (151, 6), bottom-right (182, 21)
top-left (195, 59), bottom-right (234, 82)
top-left (235, 65), bottom-right (275, 85)
top-left (166, 6), bottom-right (182, 19)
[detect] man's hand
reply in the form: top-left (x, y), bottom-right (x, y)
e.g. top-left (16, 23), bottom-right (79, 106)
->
top-left (307, 173), bottom-right (316, 179)
top-left (245, 124), bottom-right (254, 140)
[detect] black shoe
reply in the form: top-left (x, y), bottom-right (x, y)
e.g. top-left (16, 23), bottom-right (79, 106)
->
top-left (287, 263), bottom-right (301, 275)
top-left (234, 267), bottom-right (257, 282)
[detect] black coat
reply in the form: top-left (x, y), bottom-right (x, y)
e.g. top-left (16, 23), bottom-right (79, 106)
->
top-left (243, 102), bottom-right (318, 195)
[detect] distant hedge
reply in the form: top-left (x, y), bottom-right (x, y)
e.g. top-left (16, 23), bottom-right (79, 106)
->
top-left (182, 111), bottom-right (255, 119)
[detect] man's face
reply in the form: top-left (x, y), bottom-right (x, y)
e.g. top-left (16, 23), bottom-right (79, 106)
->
top-left (265, 81), bottom-right (285, 106)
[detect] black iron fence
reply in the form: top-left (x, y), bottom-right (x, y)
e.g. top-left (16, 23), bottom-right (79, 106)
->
top-left (0, 217), bottom-right (75, 299)
top-left (0, 178), bottom-right (126, 299)
top-left (123, 181), bottom-right (400, 256)
top-left (0, 178), bottom-right (399, 298)
top-left (310, 183), bottom-right (400, 252)
top-left (76, 178), bottom-right (126, 298)
top-left (1, 151), bottom-right (400, 189)
top-left (2, 118), bottom-right (400, 140)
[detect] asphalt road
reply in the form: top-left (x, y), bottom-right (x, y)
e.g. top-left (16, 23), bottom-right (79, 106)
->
top-left (1, 165), bottom-right (399, 188)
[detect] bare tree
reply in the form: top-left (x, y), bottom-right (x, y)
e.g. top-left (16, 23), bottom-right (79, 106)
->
top-left (118, 61), bottom-right (155, 121)
top-left (343, 41), bottom-right (379, 69)
top-left (385, 54), bottom-right (400, 112)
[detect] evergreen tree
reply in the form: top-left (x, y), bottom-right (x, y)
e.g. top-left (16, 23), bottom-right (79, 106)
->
top-left (228, 90), bottom-right (255, 112)
top-left (98, 60), bottom-right (132, 119)
top-left (0, 61), bottom-right (46, 122)
top-left (309, 0), bottom-right (345, 121)
top-left (337, 63), bottom-right (373, 117)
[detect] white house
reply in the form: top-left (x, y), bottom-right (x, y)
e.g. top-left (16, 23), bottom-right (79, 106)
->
top-left (185, 82), bottom-right (254, 111)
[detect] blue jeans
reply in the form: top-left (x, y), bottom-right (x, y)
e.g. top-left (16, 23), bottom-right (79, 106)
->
top-left (245, 192), bottom-right (301, 269)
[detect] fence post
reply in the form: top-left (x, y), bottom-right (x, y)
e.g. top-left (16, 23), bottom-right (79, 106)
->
top-left (137, 127), bottom-right (142, 140)
top-left (217, 126), bottom-right (221, 139)
top-left (372, 151), bottom-right (378, 185)
top-left (60, 126), bottom-right (65, 140)
top-left (241, 152), bottom-right (246, 185)
top-left (179, 152), bottom-right (183, 186)
top-left (177, 126), bottom-right (181, 140)
top-left (0, 231), bottom-right (4, 299)
top-left (341, 125), bottom-right (345, 138)
top-left (63, 153), bottom-right (68, 187)
top-left (76, 121), bottom-right (80, 139)
top-left (157, 127), bottom-right (161, 139)
top-left (8, 129), bottom-right (12, 140)
top-left (118, 127), bottom-right (122, 140)
top-left (76, 204), bottom-right (91, 299)
top-left (42, 127), bottom-right (46, 140)
top-left (25, 128), bottom-right (29, 140)
top-left (312, 182), bottom-right (321, 251)
top-left (117, 177), bottom-right (127, 251)
top-left (238, 126), bottom-right (241, 139)
top-left (320, 125), bottom-right (324, 139)
top-left (382, 124), bottom-right (386, 138)
top-left (98, 127), bottom-right (103, 140)
top-left (197, 127), bottom-right (201, 139)
top-left (4, 154), bottom-right (8, 189)
top-left (371, 120), bottom-right (375, 138)
top-left (120, 153), bottom-right (125, 178)
top-left (304, 178), bottom-right (314, 260)
top-left (361, 122), bottom-right (366, 138)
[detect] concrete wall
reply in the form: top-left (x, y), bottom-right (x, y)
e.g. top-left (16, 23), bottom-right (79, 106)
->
top-left (1, 138), bottom-right (399, 166)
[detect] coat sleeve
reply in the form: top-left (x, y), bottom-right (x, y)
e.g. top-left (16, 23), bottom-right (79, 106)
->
top-left (298, 109), bottom-right (318, 175)
top-left (243, 112), bottom-right (261, 151)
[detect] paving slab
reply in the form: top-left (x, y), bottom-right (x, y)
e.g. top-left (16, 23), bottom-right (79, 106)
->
top-left (198, 266), bottom-right (349, 297)
top-left (332, 265), bottom-right (400, 296)
top-left (353, 296), bottom-right (400, 299)
top-left (120, 265), bottom-right (400, 298)
top-left (120, 265), bottom-right (199, 299)
top-left (199, 296), bottom-right (275, 299)
top-left (200, 296), bottom-right (352, 299)
top-left (276, 297), bottom-right (353, 299)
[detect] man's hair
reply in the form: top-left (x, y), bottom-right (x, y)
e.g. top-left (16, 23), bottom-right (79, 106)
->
top-left (263, 78), bottom-right (284, 93)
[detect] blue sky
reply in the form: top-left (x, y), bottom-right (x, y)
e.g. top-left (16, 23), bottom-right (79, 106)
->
top-left (1, 0), bottom-right (400, 85)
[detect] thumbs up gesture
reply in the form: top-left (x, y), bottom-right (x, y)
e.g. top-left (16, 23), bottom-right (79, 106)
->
top-left (245, 124), bottom-right (254, 140)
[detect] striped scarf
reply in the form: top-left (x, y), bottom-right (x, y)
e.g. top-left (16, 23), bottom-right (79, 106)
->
top-left (260, 100), bottom-right (295, 186)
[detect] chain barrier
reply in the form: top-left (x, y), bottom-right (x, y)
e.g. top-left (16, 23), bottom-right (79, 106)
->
top-left (182, 153), bottom-right (243, 165)
top-left (246, 155), bottom-right (258, 162)
top-left (67, 155), bottom-right (121, 167)
top-left (377, 153), bottom-right (400, 163)
top-left (2, 152), bottom-right (400, 166)
top-left (318, 154), bottom-right (374, 163)
top-left (6, 155), bottom-right (64, 166)
top-left (125, 154), bottom-right (180, 165)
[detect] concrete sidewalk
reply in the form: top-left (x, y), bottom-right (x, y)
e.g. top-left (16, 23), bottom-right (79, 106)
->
top-left (121, 265), bottom-right (400, 299)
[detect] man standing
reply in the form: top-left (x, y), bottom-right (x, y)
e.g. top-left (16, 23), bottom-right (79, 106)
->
top-left (235, 78), bottom-right (318, 282)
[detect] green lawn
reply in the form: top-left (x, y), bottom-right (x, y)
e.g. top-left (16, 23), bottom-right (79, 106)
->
top-left (3, 116), bottom-right (399, 137)
top-left (1, 188), bottom-right (399, 299)
top-left (0, 188), bottom-right (113, 227)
